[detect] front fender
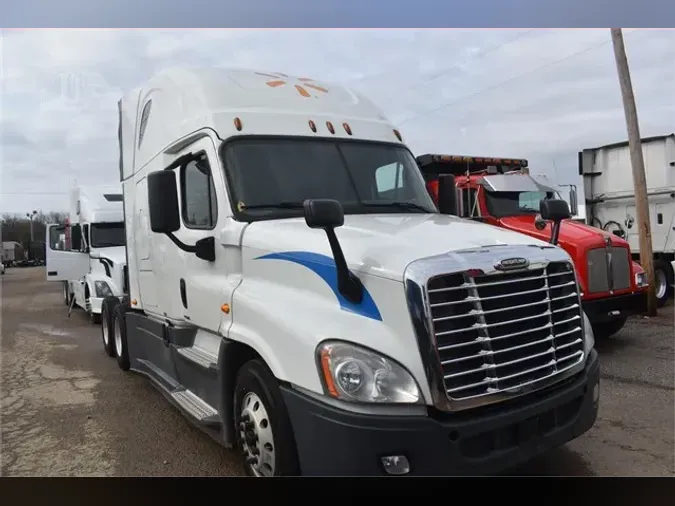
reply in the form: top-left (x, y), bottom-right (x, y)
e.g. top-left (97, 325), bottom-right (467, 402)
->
top-left (227, 261), bottom-right (432, 402)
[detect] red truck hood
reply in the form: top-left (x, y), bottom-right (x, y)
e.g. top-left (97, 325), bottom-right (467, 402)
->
top-left (497, 215), bottom-right (626, 250)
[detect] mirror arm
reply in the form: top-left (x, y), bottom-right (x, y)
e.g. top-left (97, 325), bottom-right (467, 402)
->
top-left (165, 232), bottom-right (196, 253)
top-left (550, 221), bottom-right (562, 245)
top-left (324, 228), bottom-right (363, 304)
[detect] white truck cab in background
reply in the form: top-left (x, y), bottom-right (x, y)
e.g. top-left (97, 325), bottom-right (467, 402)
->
top-left (579, 133), bottom-right (675, 306)
top-left (45, 185), bottom-right (128, 323)
top-left (102, 67), bottom-right (599, 477)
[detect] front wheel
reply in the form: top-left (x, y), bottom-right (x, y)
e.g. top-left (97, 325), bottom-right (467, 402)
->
top-left (593, 316), bottom-right (627, 339)
top-left (101, 297), bottom-right (119, 357)
top-left (112, 304), bottom-right (130, 371)
top-left (233, 359), bottom-right (300, 477)
top-left (653, 260), bottom-right (673, 308)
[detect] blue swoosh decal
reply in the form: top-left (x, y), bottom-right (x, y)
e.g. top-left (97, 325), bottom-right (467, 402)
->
top-left (255, 251), bottom-right (383, 321)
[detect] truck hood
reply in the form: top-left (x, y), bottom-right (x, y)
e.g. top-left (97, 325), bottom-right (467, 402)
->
top-left (243, 213), bottom-right (553, 282)
top-left (497, 215), bottom-right (628, 250)
top-left (91, 246), bottom-right (127, 266)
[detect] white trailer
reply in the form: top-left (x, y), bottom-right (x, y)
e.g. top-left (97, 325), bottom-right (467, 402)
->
top-left (45, 185), bottom-right (128, 323)
top-left (100, 67), bottom-right (599, 476)
top-left (579, 133), bottom-right (675, 305)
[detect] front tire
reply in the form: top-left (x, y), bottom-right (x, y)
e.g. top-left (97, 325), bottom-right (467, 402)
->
top-left (112, 303), bottom-right (130, 371)
top-left (653, 260), bottom-right (673, 308)
top-left (233, 359), bottom-right (300, 477)
top-left (593, 316), bottom-right (627, 339)
top-left (101, 297), bottom-right (119, 357)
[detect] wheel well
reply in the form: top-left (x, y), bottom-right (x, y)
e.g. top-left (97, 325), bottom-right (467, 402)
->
top-left (219, 340), bottom-right (267, 445)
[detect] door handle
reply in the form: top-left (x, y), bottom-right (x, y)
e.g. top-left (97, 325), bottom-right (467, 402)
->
top-left (180, 278), bottom-right (188, 309)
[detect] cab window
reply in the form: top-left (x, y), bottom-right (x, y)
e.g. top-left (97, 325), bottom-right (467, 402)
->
top-left (181, 157), bottom-right (218, 229)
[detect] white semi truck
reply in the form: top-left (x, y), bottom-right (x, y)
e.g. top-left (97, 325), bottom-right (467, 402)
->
top-left (100, 67), bottom-right (599, 476)
top-left (579, 133), bottom-right (675, 306)
top-left (45, 185), bottom-right (128, 323)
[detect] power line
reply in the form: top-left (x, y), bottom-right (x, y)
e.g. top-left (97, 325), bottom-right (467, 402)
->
top-left (1, 191), bottom-right (68, 195)
top-left (351, 29), bottom-right (535, 92)
top-left (396, 29), bottom-right (639, 127)
top-left (404, 29), bottom-right (536, 94)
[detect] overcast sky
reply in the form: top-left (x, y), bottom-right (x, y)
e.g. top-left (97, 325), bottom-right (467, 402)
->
top-left (1, 28), bottom-right (674, 214)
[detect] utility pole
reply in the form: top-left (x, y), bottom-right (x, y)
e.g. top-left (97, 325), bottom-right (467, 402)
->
top-left (610, 28), bottom-right (657, 316)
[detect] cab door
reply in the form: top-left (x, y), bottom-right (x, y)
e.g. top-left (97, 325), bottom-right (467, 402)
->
top-left (45, 223), bottom-right (89, 282)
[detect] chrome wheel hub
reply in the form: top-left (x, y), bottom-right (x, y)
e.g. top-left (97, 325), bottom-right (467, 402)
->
top-left (239, 392), bottom-right (275, 477)
top-left (655, 269), bottom-right (667, 299)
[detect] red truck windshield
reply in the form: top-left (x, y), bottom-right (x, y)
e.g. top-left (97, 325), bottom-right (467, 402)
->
top-left (484, 190), bottom-right (553, 218)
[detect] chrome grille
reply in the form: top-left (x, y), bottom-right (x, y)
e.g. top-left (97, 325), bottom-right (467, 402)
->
top-left (426, 262), bottom-right (584, 402)
top-left (587, 245), bottom-right (631, 293)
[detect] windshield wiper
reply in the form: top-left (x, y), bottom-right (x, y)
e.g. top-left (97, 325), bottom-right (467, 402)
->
top-left (240, 202), bottom-right (305, 211)
top-left (361, 202), bottom-right (432, 213)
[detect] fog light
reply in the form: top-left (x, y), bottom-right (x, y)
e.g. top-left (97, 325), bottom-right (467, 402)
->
top-left (593, 383), bottom-right (599, 403)
top-left (381, 455), bottom-right (410, 475)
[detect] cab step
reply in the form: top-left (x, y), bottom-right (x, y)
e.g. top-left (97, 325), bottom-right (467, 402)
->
top-left (171, 389), bottom-right (218, 421)
top-left (176, 346), bottom-right (218, 370)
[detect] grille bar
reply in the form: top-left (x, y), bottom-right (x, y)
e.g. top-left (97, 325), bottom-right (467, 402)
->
top-left (426, 261), bottom-right (585, 402)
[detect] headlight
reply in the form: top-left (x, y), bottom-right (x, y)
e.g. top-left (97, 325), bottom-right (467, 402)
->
top-left (316, 341), bottom-right (422, 404)
top-left (94, 281), bottom-right (113, 298)
top-left (635, 272), bottom-right (648, 288)
top-left (582, 310), bottom-right (595, 357)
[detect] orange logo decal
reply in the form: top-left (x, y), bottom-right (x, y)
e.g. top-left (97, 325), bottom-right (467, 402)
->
top-left (255, 72), bottom-right (328, 98)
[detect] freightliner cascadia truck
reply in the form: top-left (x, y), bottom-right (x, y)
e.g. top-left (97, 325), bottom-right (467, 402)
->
top-left (419, 154), bottom-right (649, 340)
top-left (99, 67), bottom-right (599, 476)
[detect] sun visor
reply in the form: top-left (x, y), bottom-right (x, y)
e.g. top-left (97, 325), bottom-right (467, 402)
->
top-left (479, 174), bottom-right (557, 193)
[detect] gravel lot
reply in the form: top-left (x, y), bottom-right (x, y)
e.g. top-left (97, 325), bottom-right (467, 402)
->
top-left (1, 267), bottom-right (673, 476)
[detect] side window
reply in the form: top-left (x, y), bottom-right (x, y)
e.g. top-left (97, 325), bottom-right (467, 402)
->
top-left (49, 225), bottom-right (66, 250)
top-left (138, 100), bottom-right (152, 148)
top-left (82, 224), bottom-right (89, 250)
top-left (375, 163), bottom-right (405, 199)
top-left (181, 157), bottom-right (218, 229)
top-left (461, 188), bottom-right (479, 217)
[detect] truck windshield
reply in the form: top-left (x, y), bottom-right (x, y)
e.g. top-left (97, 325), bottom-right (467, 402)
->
top-left (222, 138), bottom-right (437, 221)
top-left (90, 222), bottom-right (125, 248)
top-left (485, 190), bottom-right (553, 218)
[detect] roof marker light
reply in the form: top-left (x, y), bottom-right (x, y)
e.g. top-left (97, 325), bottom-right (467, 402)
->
top-left (309, 120), bottom-right (317, 132)
top-left (234, 117), bottom-right (243, 131)
top-left (343, 122), bottom-right (352, 135)
top-left (326, 121), bottom-right (335, 134)
top-left (393, 129), bottom-right (403, 142)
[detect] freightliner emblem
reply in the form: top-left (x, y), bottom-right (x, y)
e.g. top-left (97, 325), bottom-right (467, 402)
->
top-left (495, 257), bottom-right (530, 271)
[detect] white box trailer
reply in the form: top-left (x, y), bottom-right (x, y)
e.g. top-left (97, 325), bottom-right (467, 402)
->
top-left (45, 185), bottom-right (128, 323)
top-left (579, 133), bottom-right (675, 305)
top-left (99, 67), bottom-right (599, 476)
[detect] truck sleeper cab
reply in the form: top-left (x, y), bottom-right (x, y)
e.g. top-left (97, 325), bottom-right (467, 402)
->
top-left (45, 185), bottom-right (128, 324)
top-left (419, 154), bottom-right (649, 340)
top-left (104, 68), bottom-right (599, 476)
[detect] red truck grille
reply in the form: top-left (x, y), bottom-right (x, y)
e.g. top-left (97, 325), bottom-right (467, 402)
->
top-left (426, 261), bottom-right (585, 402)
top-left (587, 245), bottom-right (631, 293)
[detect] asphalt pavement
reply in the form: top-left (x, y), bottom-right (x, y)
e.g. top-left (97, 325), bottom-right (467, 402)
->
top-left (1, 267), bottom-right (673, 476)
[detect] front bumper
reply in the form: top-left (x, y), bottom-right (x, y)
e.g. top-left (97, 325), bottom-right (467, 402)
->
top-left (582, 291), bottom-right (647, 324)
top-left (282, 349), bottom-right (599, 476)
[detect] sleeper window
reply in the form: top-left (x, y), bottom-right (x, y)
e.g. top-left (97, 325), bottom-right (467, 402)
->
top-left (181, 157), bottom-right (218, 229)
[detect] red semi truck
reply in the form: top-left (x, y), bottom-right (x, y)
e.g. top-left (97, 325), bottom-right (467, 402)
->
top-left (418, 153), bottom-right (649, 339)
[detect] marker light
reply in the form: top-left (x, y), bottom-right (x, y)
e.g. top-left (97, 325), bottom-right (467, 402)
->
top-left (343, 122), bottom-right (352, 135)
top-left (308, 120), bottom-right (317, 132)
top-left (326, 121), bottom-right (335, 134)
top-left (234, 117), bottom-right (242, 131)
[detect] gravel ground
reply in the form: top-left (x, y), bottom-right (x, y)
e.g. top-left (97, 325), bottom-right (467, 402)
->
top-left (1, 267), bottom-right (673, 476)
